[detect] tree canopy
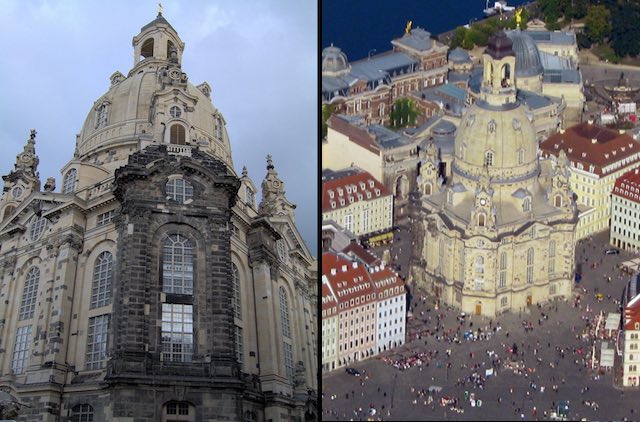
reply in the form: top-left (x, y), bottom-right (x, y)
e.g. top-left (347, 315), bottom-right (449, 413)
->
top-left (389, 98), bottom-right (418, 128)
top-left (585, 5), bottom-right (611, 44)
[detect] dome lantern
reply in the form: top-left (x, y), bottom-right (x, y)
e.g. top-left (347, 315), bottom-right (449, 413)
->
top-left (481, 31), bottom-right (516, 106)
top-left (132, 11), bottom-right (185, 70)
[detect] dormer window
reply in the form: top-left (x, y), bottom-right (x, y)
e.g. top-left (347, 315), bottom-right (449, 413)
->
top-left (368, 180), bottom-right (374, 188)
top-left (328, 190), bottom-right (334, 199)
top-left (346, 186), bottom-right (352, 194)
top-left (337, 188), bottom-right (343, 196)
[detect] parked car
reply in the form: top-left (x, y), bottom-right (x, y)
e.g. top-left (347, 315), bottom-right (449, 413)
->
top-left (345, 368), bottom-right (360, 376)
top-left (604, 248), bottom-right (620, 255)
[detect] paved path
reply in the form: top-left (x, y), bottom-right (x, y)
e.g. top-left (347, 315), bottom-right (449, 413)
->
top-left (323, 231), bottom-right (640, 421)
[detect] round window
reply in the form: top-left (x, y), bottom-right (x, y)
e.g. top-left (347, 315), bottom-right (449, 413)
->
top-left (12, 186), bottom-right (23, 199)
top-left (170, 106), bottom-right (182, 118)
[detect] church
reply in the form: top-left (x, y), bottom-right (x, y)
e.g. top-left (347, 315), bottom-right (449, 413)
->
top-left (411, 31), bottom-right (578, 317)
top-left (0, 11), bottom-right (317, 422)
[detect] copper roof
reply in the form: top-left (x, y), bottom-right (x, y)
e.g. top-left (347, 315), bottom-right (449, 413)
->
top-left (539, 123), bottom-right (639, 176)
top-left (322, 169), bottom-right (391, 213)
top-left (613, 168), bottom-right (640, 203)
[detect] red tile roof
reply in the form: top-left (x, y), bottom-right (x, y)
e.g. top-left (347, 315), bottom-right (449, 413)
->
top-left (613, 168), bottom-right (640, 204)
top-left (327, 115), bottom-right (380, 155)
top-left (322, 252), bottom-right (376, 306)
top-left (341, 242), bottom-right (382, 266)
top-left (368, 265), bottom-right (405, 297)
top-left (322, 170), bottom-right (391, 213)
top-left (540, 122), bottom-right (640, 176)
top-left (625, 294), bottom-right (640, 330)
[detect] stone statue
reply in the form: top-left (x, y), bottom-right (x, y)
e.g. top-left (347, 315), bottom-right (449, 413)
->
top-left (294, 361), bottom-right (306, 387)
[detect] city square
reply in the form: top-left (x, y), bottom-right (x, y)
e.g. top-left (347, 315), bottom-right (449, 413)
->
top-left (323, 230), bottom-right (640, 421)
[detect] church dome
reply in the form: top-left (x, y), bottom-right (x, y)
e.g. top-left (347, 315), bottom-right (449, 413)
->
top-left (453, 100), bottom-right (539, 182)
top-left (75, 13), bottom-right (233, 172)
top-left (485, 30), bottom-right (514, 60)
top-left (506, 30), bottom-right (543, 78)
top-left (322, 45), bottom-right (350, 75)
top-left (448, 47), bottom-right (472, 64)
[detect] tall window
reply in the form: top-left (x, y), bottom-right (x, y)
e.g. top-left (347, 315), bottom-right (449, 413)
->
top-left (215, 116), bottom-right (224, 140)
top-left (475, 256), bottom-right (484, 278)
top-left (166, 178), bottom-right (194, 202)
top-left (343, 214), bottom-right (353, 232)
top-left (232, 264), bottom-right (241, 319)
top-left (555, 195), bottom-right (562, 207)
top-left (245, 186), bottom-right (255, 208)
top-left (170, 124), bottom-right (186, 145)
top-left (29, 215), bottom-right (47, 242)
top-left (63, 168), bottom-right (77, 194)
top-left (458, 248), bottom-right (465, 282)
top-left (517, 148), bottom-right (525, 165)
top-left (3, 205), bottom-right (15, 221)
top-left (438, 239), bottom-right (445, 274)
top-left (280, 287), bottom-right (291, 338)
top-left (362, 208), bottom-right (370, 233)
top-left (96, 103), bottom-right (108, 129)
top-left (485, 151), bottom-right (494, 167)
top-left (283, 342), bottom-right (294, 382)
top-left (526, 248), bottom-right (534, 283)
top-left (19, 267), bottom-right (40, 320)
top-left (162, 235), bottom-right (194, 295)
top-left (499, 252), bottom-right (507, 288)
top-left (478, 213), bottom-right (486, 227)
top-left (235, 326), bottom-right (243, 364)
top-left (71, 404), bottom-right (94, 422)
top-left (12, 325), bottom-right (32, 374)
top-left (161, 303), bottom-right (194, 362)
top-left (86, 315), bottom-right (110, 369)
top-left (548, 240), bottom-right (556, 275)
top-left (523, 198), bottom-right (531, 212)
top-left (91, 252), bottom-right (113, 308)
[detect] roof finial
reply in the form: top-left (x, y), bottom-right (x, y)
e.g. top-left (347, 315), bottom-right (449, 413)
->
top-left (30, 129), bottom-right (37, 141)
top-left (242, 166), bottom-right (248, 177)
top-left (266, 154), bottom-right (274, 170)
top-left (158, 2), bottom-right (163, 16)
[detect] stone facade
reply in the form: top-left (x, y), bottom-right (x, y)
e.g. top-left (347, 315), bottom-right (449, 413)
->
top-left (0, 12), bottom-right (316, 422)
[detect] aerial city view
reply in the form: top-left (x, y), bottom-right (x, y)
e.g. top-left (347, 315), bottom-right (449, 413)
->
top-left (322, 0), bottom-right (640, 420)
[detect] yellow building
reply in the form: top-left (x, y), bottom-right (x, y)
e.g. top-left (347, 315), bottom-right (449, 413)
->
top-left (322, 168), bottom-right (393, 239)
top-left (541, 123), bottom-right (640, 240)
top-left (321, 276), bottom-right (339, 373)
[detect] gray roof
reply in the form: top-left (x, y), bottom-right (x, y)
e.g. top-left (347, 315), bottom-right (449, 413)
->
top-left (524, 30), bottom-right (576, 45)
top-left (538, 51), bottom-right (572, 70)
top-left (512, 187), bottom-right (532, 198)
top-left (141, 14), bottom-right (176, 32)
top-left (449, 47), bottom-right (472, 63)
top-left (451, 182), bottom-right (467, 192)
top-left (415, 83), bottom-right (467, 116)
top-left (517, 89), bottom-right (555, 110)
top-left (351, 52), bottom-right (418, 81)
top-left (393, 28), bottom-right (433, 51)
top-left (506, 30), bottom-right (544, 77)
top-left (367, 125), bottom-right (413, 149)
top-left (448, 72), bottom-right (472, 84)
top-left (431, 119), bottom-right (456, 155)
top-left (322, 45), bottom-right (350, 74)
top-left (543, 69), bottom-right (581, 84)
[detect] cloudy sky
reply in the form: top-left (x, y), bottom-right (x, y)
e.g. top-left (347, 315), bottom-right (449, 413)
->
top-left (0, 0), bottom-right (317, 255)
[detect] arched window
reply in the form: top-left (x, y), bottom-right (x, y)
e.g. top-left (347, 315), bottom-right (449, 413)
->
top-left (19, 267), bottom-right (40, 320)
top-left (502, 63), bottom-right (511, 81)
top-left (71, 404), bottom-right (94, 422)
top-left (29, 215), bottom-right (47, 242)
top-left (166, 178), bottom-right (193, 202)
top-left (91, 252), bottom-right (113, 308)
top-left (162, 234), bottom-right (194, 295)
top-left (484, 151), bottom-right (494, 166)
top-left (499, 252), bottom-right (507, 288)
top-left (232, 264), bottom-right (241, 319)
top-left (163, 401), bottom-right (194, 422)
top-left (280, 286), bottom-right (291, 338)
top-left (170, 124), bottom-right (186, 145)
top-left (526, 248), bottom-right (534, 283)
top-left (63, 168), bottom-right (77, 194)
top-left (478, 213), bottom-right (486, 227)
top-left (424, 183), bottom-right (432, 195)
top-left (523, 198), bottom-right (531, 212)
top-left (548, 240), bottom-right (556, 275)
top-left (554, 195), bottom-right (563, 207)
top-left (141, 38), bottom-right (154, 59)
top-left (517, 148), bottom-right (525, 165)
top-left (167, 40), bottom-right (175, 58)
top-left (475, 256), bottom-right (484, 277)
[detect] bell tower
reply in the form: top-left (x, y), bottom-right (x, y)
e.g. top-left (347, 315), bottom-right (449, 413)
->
top-left (481, 31), bottom-right (517, 106)
top-left (131, 8), bottom-right (185, 70)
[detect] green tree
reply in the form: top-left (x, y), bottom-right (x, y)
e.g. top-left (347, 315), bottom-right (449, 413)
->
top-left (585, 5), bottom-right (611, 44)
top-left (538, 0), bottom-right (561, 24)
top-left (611, 2), bottom-right (640, 57)
top-left (389, 98), bottom-right (418, 128)
top-left (450, 26), bottom-right (467, 49)
top-left (322, 104), bottom-right (337, 139)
